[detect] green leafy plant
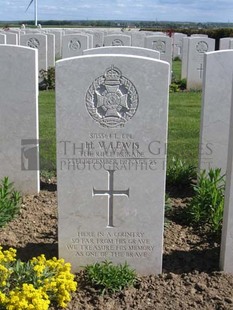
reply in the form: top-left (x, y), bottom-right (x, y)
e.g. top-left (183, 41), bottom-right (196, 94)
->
top-left (0, 177), bottom-right (21, 228)
top-left (170, 78), bottom-right (187, 92)
top-left (166, 157), bottom-right (196, 187)
top-left (186, 168), bottom-right (225, 233)
top-left (0, 247), bottom-right (77, 309)
top-left (39, 67), bottom-right (55, 90)
top-left (84, 261), bottom-right (136, 295)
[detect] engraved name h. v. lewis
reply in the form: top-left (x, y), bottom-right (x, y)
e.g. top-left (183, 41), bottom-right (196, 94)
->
top-left (86, 65), bottom-right (139, 128)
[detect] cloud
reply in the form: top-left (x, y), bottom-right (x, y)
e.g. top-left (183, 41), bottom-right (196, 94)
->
top-left (0, 0), bottom-right (232, 22)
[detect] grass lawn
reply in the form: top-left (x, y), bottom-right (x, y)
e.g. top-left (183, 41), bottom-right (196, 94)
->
top-left (39, 60), bottom-right (202, 174)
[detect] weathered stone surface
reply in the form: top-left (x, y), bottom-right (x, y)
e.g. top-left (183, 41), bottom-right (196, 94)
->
top-left (0, 45), bottom-right (39, 194)
top-left (56, 55), bottom-right (169, 274)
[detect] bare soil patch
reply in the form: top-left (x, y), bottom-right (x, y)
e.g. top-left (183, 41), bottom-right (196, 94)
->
top-left (0, 180), bottom-right (233, 310)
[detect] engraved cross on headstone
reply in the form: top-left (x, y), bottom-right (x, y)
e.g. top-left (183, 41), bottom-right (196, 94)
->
top-left (93, 170), bottom-right (129, 228)
top-left (197, 63), bottom-right (204, 79)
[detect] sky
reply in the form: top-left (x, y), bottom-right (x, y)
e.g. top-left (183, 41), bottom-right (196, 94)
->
top-left (0, 0), bottom-right (233, 23)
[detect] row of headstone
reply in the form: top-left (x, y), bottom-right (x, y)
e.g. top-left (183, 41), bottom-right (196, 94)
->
top-left (4, 28), bottom-right (230, 86)
top-left (2, 36), bottom-right (233, 275)
top-left (56, 46), bottom-right (233, 274)
top-left (0, 43), bottom-right (170, 274)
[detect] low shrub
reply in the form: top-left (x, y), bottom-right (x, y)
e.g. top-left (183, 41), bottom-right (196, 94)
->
top-left (84, 260), bottom-right (136, 295)
top-left (39, 67), bottom-right (55, 90)
top-left (0, 177), bottom-right (21, 228)
top-left (166, 157), bottom-right (196, 187)
top-left (186, 168), bottom-right (225, 233)
top-left (0, 247), bottom-right (77, 309)
top-left (170, 78), bottom-right (187, 92)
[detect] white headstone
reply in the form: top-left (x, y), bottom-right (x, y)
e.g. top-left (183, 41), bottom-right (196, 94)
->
top-left (219, 38), bottom-right (232, 50)
top-left (181, 37), bottom-right (189, 79)
top-left (0, 45), bottom-right (39, 194)
top-left (47, 33), bottom-right (55, 68)
top-left (0, 34), bottom-right (6, 44)
top-left (48, 30), bottom-right (62, 58)
top-left (56, 54), bottom-right (170, 274)
top-left (131, 32), bottom-right (146, 47)
top-left (220, 80), bottom-right (233, 273)
top-left (173, 33), bottom-right (187, 59)
top-left (230, 39), bottom-right (233, 50)
top-left (4, 32), bottom-right (18, 45)
top-left (191, 34), bottom-right (208, 37)
top-left (62, 34), bottom-right (90, 58)
top-left (145, 35), bottom-right (172, 64)
top-left (186, 37), bottom-right (215, 90)
top-left (20, 34), bottom-right (48, 73)
top-left (8, 29), bottom-right (21, 43)
top-left (199, 50), bottom-right (233, 172)
top-left (83, 46), bottom-right (160, 59)
top-left (104, 34), bottom-right (131, 46)
top-left (90, 31), bottom-right (104, 48)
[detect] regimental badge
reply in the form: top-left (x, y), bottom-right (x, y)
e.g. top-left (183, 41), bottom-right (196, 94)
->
top-left (27, 38), bottom-right (40, 49)
top-left (152, 40), bottom-right (166, 54)
top-left (196, 41), bottom-right (208, 53)
top-left (86, 65), bottom-right (139, 128)
top-left (112, 39), bottom-right (124, 46)
top-left (68, 39), bottom-right (81, 50)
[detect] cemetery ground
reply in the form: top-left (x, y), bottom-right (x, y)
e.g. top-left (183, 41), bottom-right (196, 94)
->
top-left (1, 62), bottom-right (233, 309)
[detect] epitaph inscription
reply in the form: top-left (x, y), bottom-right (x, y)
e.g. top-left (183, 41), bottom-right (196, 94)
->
top-left (93, 169), bottom-right (129, 228)
top-left (66, 231), bottom-right (155, 258)
top-left (86, 65), bottom-right (139, 128)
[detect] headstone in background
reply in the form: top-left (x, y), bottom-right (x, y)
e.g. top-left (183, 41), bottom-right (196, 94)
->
top-left (0, 45), bottom-right (39, 194)
top-left (0, 33), bottom-right (6, 44)
top-left (229, 39), bottom-right (233, 50)
top-left (173, 33), bottom-right (187, 59)
top-left (47, 33), bottom-right (55, 68)
top-left (48, 30), bottom-right (62, 59)
top-left (20, 33), bottom-right (48, 74)
top-left (181, 37), bottom-right (189, 79)
top-left (8, 29), bottom-right (21, 44)
top-left (83, 46), bottom-right (160, 59)
top-left (220, 79), bottom-right (233, 273)
top-left (89, 31), bottom-right (104, 48)
top-left (131, 32), bottom-right (146, 47)
top-left (56, 54), bottom-right (170, 274)
top-left (62, 34), bottom-right (90, 58)
top-left (199, 50), bottom-right (233, 172)
top-left (191, 34), bottom-right (208, 37)
top-left (186, 37), bottom-right (215, 90)
top-left (219, 37), bottom-right (232, 50)
top-left (104, 34), bottom-right (131, 46)
top-left (3, 32), bottom-right (18, 45)
top-left (145, 35), bottom-right (172, 64)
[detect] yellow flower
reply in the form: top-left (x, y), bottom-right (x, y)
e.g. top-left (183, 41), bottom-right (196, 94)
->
top-left (7, 284), bottom-right (50, 310)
